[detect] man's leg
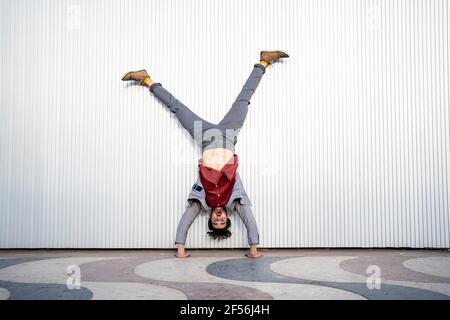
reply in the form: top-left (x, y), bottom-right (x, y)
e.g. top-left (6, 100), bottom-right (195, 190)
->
top-left (149, 82), bottom-right (215, 137)
top-left (122, 69), bottom-right (215, 137)
top-left (218, 63), bottom-right (266, 130)
top-left (218, 51), bottom-right (289, 130)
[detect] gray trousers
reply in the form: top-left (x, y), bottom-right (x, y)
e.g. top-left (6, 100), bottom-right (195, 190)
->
top-left (150, 64), bottom-right (265, 246)
top-left (149, 63), bottom-right (266, 150)
top-left (175, 200), bottom-right (260, 245)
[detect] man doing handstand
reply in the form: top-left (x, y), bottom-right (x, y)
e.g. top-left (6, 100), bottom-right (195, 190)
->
top-left (122, 50), bottom-right (289, 258)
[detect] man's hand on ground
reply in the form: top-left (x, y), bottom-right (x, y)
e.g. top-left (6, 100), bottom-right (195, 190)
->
top-left (245, 252), bottom-right (263, 258)
top-left (246, 244), bottom-right (263, 258)
top-left (175, 243), bottom-right (191, 258)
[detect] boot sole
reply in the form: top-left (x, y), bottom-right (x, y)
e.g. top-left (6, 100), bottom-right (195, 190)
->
top-left (261, 50), bottom-right (290, 58)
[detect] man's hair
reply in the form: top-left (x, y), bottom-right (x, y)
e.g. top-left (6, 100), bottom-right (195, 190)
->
top-left (207, 218), bottom-right (232, 240)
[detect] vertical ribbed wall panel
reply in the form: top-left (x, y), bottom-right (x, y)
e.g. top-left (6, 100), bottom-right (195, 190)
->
top-left (0, 0), bottom-right (448, 248)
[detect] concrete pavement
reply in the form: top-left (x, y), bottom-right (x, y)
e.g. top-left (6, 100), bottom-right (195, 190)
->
top-left (0, 249), bottom-right (449, 300)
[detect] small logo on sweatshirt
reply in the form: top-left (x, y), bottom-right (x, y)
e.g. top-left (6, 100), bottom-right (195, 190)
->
top-left (192, 184), bottom-right (203, 192)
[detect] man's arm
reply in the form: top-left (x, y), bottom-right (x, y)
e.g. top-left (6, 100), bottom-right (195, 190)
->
top-left (175, 200), bottom-right (201, 258)
top-left (234, 201), bottom-right (262, 258)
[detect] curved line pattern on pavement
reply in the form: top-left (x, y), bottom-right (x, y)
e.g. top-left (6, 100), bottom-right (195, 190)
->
top-left (0, 253), bottom-right (449, 300)
top-left (206, 257), bottom-right (450, 300)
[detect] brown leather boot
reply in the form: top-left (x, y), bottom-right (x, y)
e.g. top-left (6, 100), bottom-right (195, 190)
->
top-left (260, 50), bottom-right (289, 64)
top-left (121, 69), bottom-right (149, 82)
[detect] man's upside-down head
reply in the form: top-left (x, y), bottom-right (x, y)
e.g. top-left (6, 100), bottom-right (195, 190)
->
top-left (207, 206), bottom-right (232, 240)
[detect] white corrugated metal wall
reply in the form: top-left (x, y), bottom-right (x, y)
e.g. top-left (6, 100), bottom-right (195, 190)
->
top-left (0, 0), bottom-right (449, 248)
